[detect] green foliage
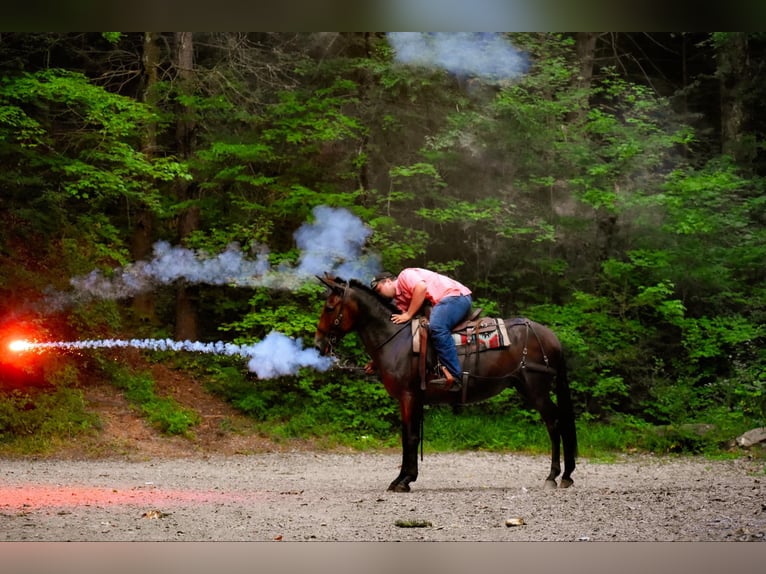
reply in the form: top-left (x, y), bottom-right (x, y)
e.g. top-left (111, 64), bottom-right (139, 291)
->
top-left (0, 68), bottom-right (189, 250)
top-left (367, 215), bottom-right (429, 270)
top-left (661, 159), bottom-right (749, 236)
top-left (2, 32), bottom-right (766, 457)
top-left (110, 368), bottom-right (200, 436)
top-left (524, 293), bottom-right (635, 416)
top-left (423, 406), bottom-right (752, 458)
top-left (221, 287), bottom-right (322, 340)
top-left (424, 405), bottom-right (551, 453)
top-left (101, 32), bottom-right (122, 44)
top-left (0, 387), bottom-right (100, 452)
top-left (203, 361), bottom-right (399, 443)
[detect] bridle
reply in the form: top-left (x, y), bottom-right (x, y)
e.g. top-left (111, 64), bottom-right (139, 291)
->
top-left (316, 285), bottom-right (351, 354)
top-left (317, 283), bottom-right (409, 355)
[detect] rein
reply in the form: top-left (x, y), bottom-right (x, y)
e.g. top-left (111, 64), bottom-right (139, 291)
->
top-left (372, 321), bottom-right (410, 351)
top-left (319, 285), bottom-right (410, 358)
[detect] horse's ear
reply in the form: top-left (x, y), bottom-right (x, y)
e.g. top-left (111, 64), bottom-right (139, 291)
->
top-left (316, 273), bottom-right (342, 292)
top-left (316, 274), bottom-right (332, 288)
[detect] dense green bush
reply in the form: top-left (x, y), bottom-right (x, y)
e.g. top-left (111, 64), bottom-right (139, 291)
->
top-left (201, 354), bottom-right (399, 445)
top-left (0, 386), bottom-right (99, 452)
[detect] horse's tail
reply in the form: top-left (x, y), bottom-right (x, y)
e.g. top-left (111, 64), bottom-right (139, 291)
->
top-left (556, 349), bottom-right (578, 460)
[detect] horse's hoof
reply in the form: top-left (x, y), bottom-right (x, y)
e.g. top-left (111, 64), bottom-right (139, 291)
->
top-left (388, 482), bottom-right (411, 493)
top-left (559, 478), bottom-right (574, 489)
top-left (544, 479), bottom-right (558, 490)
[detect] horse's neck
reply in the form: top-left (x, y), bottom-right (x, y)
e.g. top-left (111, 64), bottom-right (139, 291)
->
top-left (351, 290), bottom-right (413, 381)
top-left (356, 311), bottom-right (399, 352)
top-left (353, 291), bottom-right (407, 353)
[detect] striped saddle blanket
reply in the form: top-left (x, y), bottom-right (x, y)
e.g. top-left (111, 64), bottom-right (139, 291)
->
top-left (412, 317), bottom-right (510, 353)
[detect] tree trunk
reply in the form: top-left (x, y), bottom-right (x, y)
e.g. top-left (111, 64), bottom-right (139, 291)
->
top-left (131, 32), bottom-right (160, 324)
top-left (173, 32), bottom-right (200, 341)
top-left (717, 33), bottom-right (753, 171)
top-left (570, 32), bottom-right (598, 124)
top-left (576, 32), bottom-right (598, 90)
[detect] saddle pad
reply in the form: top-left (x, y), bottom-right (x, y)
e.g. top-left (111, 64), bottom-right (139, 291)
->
top-left (411, 317), bottom-right (510, 353)
top-left (452, 318), bottom-right (510, 350)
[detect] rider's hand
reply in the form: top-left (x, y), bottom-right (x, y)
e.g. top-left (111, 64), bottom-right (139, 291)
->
top-left (391, 312), bottom-right (411, 324)
top-left (364, 360), bottom-right (376, 374)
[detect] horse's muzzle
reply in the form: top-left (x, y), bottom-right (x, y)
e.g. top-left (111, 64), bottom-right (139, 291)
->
top-left (314, 333), bottom-right (329, 356)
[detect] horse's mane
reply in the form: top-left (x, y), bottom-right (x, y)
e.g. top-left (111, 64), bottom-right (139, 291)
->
top-left (346, 278), bottom-right (401, 314)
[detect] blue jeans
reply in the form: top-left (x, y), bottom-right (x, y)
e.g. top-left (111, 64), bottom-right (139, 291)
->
top-left (429, 295), bottom-right (472, 379)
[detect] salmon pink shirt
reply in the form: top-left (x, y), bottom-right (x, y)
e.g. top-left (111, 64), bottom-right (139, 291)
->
top-left (393, 268), bottom-right (472, 312)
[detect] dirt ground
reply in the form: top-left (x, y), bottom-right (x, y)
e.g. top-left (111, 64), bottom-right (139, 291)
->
top-left (1, 360), bottom-right (765, 543)
top-left (2, 449), bottom-right (765, 542)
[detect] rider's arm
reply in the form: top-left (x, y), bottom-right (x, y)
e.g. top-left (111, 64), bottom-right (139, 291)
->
top-left (406, 280), bottom-right (427, 317)
top-left (393, 280), bottom-right (427, 323)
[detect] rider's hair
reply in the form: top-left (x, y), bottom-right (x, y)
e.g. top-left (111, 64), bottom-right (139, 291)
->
top-left (370, 271), bottom-right (394, 290)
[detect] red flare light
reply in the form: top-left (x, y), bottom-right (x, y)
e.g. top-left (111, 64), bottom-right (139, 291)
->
top-left (1, 321), bottom-right (49, 390)
top-left (9, 339), bottom-right (33, 352)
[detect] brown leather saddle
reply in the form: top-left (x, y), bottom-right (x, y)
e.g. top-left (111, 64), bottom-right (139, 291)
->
top-left (412, 308), bottom-right (510, 398)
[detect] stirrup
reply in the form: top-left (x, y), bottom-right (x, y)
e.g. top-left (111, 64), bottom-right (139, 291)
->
top-left (429, 377), bottom-right (462, 391)
top-left (429, 368), bottom-right (462, 391)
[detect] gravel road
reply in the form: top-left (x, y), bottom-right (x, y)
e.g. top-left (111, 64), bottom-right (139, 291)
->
top-left (2, 451), bottom-right (764, 542)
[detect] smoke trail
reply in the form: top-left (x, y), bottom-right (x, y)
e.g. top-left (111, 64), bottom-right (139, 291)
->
top-left (55, 205), bottom-right (380, 305)
top-left (293, 205), bottom-right (379, 283)
top-left (387, 32), bottom-right (529, 81)
top-left (16, 332), bottom-right (333, 379)
top-left (67, 242), bottom-right (271, 301)
top-left (24, 205), bottom-right (380, 378)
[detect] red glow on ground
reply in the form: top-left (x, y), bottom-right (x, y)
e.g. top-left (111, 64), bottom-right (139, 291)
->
top-left (0, 484), bottom-right (258, 511)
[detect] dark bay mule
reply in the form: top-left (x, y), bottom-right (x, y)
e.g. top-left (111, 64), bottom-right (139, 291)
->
top-left (314, 275), bottom-right (577, 492)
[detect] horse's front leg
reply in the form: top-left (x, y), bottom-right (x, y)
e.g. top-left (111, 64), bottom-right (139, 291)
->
top-left (388, 391), bottom-right (422, 493)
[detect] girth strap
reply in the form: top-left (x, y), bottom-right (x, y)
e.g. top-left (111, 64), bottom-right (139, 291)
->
top-left (418, 317), bottom-right (429, 391)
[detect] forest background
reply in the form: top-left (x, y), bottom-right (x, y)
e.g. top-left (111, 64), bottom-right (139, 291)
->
top-left (0, 32), bottom-right (764, 456)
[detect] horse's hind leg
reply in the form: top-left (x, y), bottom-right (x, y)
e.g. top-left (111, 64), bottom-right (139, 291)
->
top-left (540, 400), bottom-right (576, 489)
top-left (525, 376), bottom-right (562, 489)
top-left (542, 409), bottom-right (562, 490)
top-left (559, 424), bottom-right (576, 489)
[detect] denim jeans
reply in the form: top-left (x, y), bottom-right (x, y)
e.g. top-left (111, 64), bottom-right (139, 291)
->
top-left (429, 294), bottom-right (472, 379)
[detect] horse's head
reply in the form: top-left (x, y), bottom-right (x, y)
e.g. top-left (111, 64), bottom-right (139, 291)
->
top-left (314, 274), bottom-right (358, 355)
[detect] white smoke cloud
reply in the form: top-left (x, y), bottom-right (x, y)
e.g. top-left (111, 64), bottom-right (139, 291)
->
top-left (20, 331), bottom-right (334, 379)
top-left (294, 205), bottom-right (380, 283)
top-left (245, 331), bottom-right (332, 378)
top-left (387, 32), bottom-right (529, 81)
top-left (68, 241), bottom-right (271, 300)
top-left (63, 205), bottom-right (379, 302)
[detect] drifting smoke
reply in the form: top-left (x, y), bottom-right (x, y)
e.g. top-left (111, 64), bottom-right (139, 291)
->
top-left (56, 205), bottom-right (379, 305)
top-left (67, 242), bottom-right (271, 301)
top-left (387, 32), bottom-right (529, 81)
top-left (18, 331), bottom-right (333, 379)
top-left (30, 206), bottom-right (381, 377)
top-left (294, 205), bottom-right (376, 282)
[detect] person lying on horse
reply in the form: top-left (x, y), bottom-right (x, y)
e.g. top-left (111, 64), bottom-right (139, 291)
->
top-left (370, 268), bottom-right (472, 388)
